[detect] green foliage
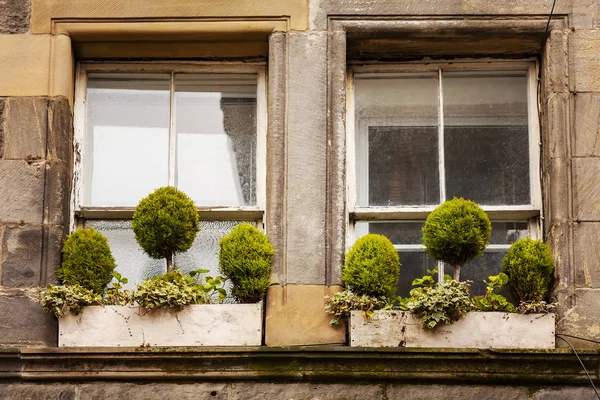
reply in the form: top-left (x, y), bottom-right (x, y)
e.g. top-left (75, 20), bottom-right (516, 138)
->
top-left (324, 290), bottom-right (387, 326)
top-left (105, 271), bottom-right (134, 306)
top-left (132, 187), bottom-right (199, 272)
top-left (406, 272), bottom-right (473, 329)
top-left (422, 198), bottom-right (491, 280)
top-left (219, 223), bottom-right (274, 303)
top-left (189, 269), bottom-right (228, 304)
top-left (40, 284), bottom-right (102, 318)
top-left (516, 300), bottom-right (557, 314)
top-left (501, 238), bottom-right (554, 302)
top-left (472, 273), bottom-right (515, 312)
top-left (342, 234), bottom-right (400, 299)
top-left (56, 228), bottom-right (116, 294)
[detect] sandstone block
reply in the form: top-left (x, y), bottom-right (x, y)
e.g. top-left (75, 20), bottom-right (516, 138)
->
top-left (0, 289), bottom-right (57, 347)
top-left (544, 93), bottom-right (569, 160)
top-left (542, 30), bottom-right (569, 94)
top-left (44, 160), bottom-right (70, 227)
top-left (573, 158), bottom-right (600, 221)
top-left (0, 97), bottom-right (4, 158)
top-left (0, 35), bottom-right (52, 97)
top-left (570, 30), bottom-right (600, 93)
top-left (48, 97), bottom-right (72, 162)
top-left (286, 32), bottom-right (328, 285)
top-left (0, 0), bottom-right (30, 34)
top-left (558, 288), bottom-right (600, 348)
top-left (41, 224), bottom-right (66, 285)
top-left (573, 223), bottom-right (600, 288)
top-left (3, 97), bottom-right (48, 160)
top-left (573, 93), bottom-right (600, 157)
top-left (0, 384), bottom-right (75, 400)
top-left (387, 384), bottom-right (528, 400)
top-left (0, 160), bottom-right (45, 224)
top-left (1, 225), bottom-right (42, 287)
top-left (230, 383), bottom-right (383, 400)
top-left (265, 284), bottom-right (345, 346)
top-left (532, 386), bottom-right (598, 399)
top-left (79, 383), bottom-right (228, 400)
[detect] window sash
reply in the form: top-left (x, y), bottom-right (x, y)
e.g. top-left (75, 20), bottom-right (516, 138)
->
top-left (72, 62), bottom-right (267, 229)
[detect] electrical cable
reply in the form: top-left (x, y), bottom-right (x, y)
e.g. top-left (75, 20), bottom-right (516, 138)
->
top-left (555, 335), bottom-right (600, 399)
top-left (544, 0), bottom-right (558, 36)
top-left (556, 333), bottom-right (600, 346)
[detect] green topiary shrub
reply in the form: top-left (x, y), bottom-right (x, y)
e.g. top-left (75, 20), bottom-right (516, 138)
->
top-left (132, 187), bottom-right (199, 273)
top-left (501, 238), bottom-right (554, 303)
top-left (56, 228), bottom-right (116, 294)
top-left (422, 197), bottom-right (491, 281)
top-left (219, 223), bottom-right (274, 303)
top-left (342, 234), bottom-right (400, 299)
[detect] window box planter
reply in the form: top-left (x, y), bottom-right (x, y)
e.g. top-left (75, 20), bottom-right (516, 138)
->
top-left (349, 310), bottom-right (555, 349)
top-left (59, 303), bottom-right (263, 347)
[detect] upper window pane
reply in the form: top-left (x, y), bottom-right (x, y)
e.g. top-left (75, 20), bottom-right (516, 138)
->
top-left (84, 73), bottom-right (170, 206)
top-left (175, 73), bottom-right (257, 206)
top-left (355, 73), bottom-right (439, 206)
top-left (443, 71), bottom-right (530, 205)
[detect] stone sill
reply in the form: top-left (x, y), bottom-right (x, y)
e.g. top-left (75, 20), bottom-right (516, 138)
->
top-left (0, 347), bottom-right (598, 384)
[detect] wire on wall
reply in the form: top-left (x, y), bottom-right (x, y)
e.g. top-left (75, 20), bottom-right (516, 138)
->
top-left (555, 334), bottom-right (600, 399)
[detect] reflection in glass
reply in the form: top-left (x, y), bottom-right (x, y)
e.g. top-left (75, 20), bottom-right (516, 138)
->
top-left (443, 71), bottom-right (530, 205)
top-left (85, 74), bottom-right (171, 206)
top-left (86, 220), bottom-right (244, 291)
top-left (175, 74), bottom-right (257, 206)
top-left (355, 73), bottom-right (439, 206)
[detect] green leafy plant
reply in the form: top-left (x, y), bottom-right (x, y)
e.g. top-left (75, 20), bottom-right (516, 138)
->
top-left (40, 284), bottom-right (102, 318)
top-left (105, 271), bottom-right (133, 305)
top-left (219, 223), bottom-right (274, 303)
top-left (472, 273), bottom-right (515, 312)
top-left (502, 238), bottom-right (554, 303)
top-left (406, 271), bottom-right (473, 329)
top-left (132, 187), bottom-right (199, 273)
top-left (189, 269), bottom-right (228, 304)
top-left (324, 290), bottom-right (387, 326)
top-left (56, 228), bottom-right (117, 294)
top-left (422, 198), bottom-right (491, 281)
top-left (342, 234), bottom-right (400, 299)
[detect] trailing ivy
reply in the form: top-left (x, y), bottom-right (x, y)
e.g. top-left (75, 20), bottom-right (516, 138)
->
top-left (324, 290), bottom-right (387, 326)
top-left (40, 284), bottom-right (102, 318)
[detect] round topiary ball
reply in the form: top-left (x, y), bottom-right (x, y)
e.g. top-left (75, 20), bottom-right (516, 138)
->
top-left (56, 228), bottom-right (116, 294)
top-left (219, 223), bottom-right (274, 303)
top-left (132, 187), bottom-right (199, 272)
top-left (342, 234), bottom-right (400, 299)
top-left (502, 238), bottom-right (554, 303)
top-left (422, 197), bottom-right (491, 280)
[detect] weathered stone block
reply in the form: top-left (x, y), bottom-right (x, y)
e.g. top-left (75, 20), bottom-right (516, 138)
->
top-left (545, 157), bottom-right (570, 224)
top-left (0, 159), bottom-right (45, 224)
top-left (0, 289), bottom-right (57, 347)
top-left (1, 224), bottom-right (42, 287)
top-left (0, 97), bottom-right (4, 158)
top-left (544, 93), bottom-right (570, 160)
top-left (571, 0), bottom-right (600, 30)
top-left (570, 30), bottom-right (600, 93)
top-left (79, 383), bottom-right (228, 400)
top-left (41, 225), bottom-right (66, 285)
top-left (387, 384), bottom-right (528, 400)
top-left (3, 97), bottom-right (48, 160)
top-left (265, 284), bottom-right (345, 346)
top-left (573, 93), bottom-right (600, 157)
top-left (44, 160), bottom-right (70, 227)
top-left (546, 221), bottom-right (573, 308)
top-left (573, 223), bottom-right (600, 288)
top-left (542, 30), bottom-right (569, 94)
top-left (286, 32), bottom-right (328, 285)
top-left (0, 0), bottom-right (31, 34)
top-left (573, 158), bottom-right (600, 221)
top-left (48, 97), bottom-right (72, 162)
top-left (532, 386), bottom-right (599, 399)
top-left (558, 288), bottom-right (600, 348)
top-left (230, 383), bottom-right (382, 400)
top-left (0, 384), bottom-right (75, 400)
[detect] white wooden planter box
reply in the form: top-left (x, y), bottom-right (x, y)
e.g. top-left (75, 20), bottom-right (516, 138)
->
top-left (59, 303), bottom-right (263, 347)
top-left (349, 311), bottom-right (555, 349)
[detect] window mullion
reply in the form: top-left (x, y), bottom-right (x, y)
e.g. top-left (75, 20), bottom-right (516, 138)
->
top-left (437, 68), bottom-right (446, 282)
top-left (168, 71), bottom-right (176, 187)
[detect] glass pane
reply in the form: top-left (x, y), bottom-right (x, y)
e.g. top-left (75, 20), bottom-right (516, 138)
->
top-left (490, 222), bottom-right (529, 244)
top-left (443, 71), bottom-right (530, 205)
top-left (368, 221), bottom-right (424, 244)
top-left (86, 220), bottom-right (244, 291)
top-left (175, 74), bottom-right (257, 206)
top-left (461, 252), bottom-right (514, 301)
top-left (355, 73), bottom-right (439, 206)
top-left (85, 73), bottom-right (170, 206)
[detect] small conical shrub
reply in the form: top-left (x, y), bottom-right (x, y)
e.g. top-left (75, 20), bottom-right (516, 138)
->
top-left (132, 187), bottom-right (199, 273)
top-left (56, 228), bottom-right (116, 294)
top-left (502, 238), bottom-right (554, 303)
top-left (219, 223), bottom-right (274, 303)
top-left (422, 197), bottom-right (491, 281)
top-left (342, 234), bottom-right (400, 299)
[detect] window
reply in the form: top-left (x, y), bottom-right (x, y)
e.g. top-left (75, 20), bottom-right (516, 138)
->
top-left (72, 63), bottom-right (267, 288)
top-left (347, 61), bottom-right (541, 296)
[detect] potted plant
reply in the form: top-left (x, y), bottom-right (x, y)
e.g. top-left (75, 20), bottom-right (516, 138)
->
top-left (44, 187), bottom-right (273, 347)
top-left (345, 198), bottom-right (556, 349)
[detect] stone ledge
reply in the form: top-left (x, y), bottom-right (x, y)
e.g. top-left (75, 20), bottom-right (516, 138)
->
top-left (0, 347), bottom-right (596, 384)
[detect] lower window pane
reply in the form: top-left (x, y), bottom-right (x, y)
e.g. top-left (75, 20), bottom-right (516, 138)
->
top-left (85, 220), bottom-right (245, 290)
top-left (460, 252), bottom-right (514, 301)
top-left (395, 252), bottom-right (437, 298)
